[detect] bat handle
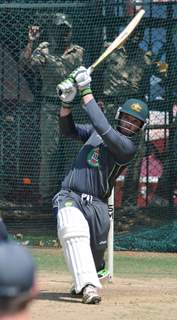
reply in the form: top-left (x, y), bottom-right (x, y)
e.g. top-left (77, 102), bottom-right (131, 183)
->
top-left (87, 66), bottom-right (94, 75)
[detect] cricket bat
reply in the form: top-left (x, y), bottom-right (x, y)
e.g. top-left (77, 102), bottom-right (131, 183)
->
top-left (88, 9), bottom-right (145, 74)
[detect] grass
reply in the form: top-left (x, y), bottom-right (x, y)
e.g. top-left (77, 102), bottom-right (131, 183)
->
top-left (31, 248), bottom-right (66, 271)
top-left (30, 248), bottom-right (177, 278)
top-left (116, 254), bottom-right (177, 277)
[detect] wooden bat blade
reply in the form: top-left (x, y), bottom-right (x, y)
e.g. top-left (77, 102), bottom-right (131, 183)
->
top-left (88, 9), bottom-right (145, 74)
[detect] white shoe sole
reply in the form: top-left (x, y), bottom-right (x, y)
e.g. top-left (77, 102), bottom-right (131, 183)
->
top-left (82, 294), bottom-right (101, 304)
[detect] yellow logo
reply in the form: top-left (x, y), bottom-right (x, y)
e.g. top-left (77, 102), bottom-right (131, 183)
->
top-left (131, 103), bottom-right (142, 112)
top-left (65, 201), bottom-right (73, 207)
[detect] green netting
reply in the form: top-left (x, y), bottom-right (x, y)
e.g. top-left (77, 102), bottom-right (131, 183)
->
top-left (1, 0), bottom-right (177, 251)
top-left (114, 220), bottom-right (177, 252)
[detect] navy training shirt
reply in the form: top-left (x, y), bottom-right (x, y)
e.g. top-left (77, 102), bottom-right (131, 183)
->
top-left (60, 98), bottom-right (137, 200)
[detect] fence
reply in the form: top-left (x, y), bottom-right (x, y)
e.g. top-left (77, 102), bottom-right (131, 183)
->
top-left (1, 0), bottom-right (177, 250)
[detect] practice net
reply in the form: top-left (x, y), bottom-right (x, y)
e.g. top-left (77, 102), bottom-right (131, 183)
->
top-left (1, 0), bottom-right (177, 251)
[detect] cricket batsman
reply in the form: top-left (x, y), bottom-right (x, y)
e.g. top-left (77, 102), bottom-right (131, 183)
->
top-left (53, 66), bottom-right (149, 304)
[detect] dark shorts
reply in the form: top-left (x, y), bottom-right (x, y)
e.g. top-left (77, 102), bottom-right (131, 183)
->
top-left (53, 189), bottom-right (110, 270)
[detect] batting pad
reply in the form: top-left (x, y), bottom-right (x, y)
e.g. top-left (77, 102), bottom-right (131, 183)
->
top-left (57, 206), bottom-right (102, 293)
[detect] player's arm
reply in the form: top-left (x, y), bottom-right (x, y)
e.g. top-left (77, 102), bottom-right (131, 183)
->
top-left (83, 96), bottom-right (136, 163)
top-left (57, 78), bottom-right (93, 141)
top-left (70, 66), bottom-right (136, 163)
top-left (41, 46), bottom-right (84, 73)
top-left (61, 45), bottom-right (84, 67)
top-left (59, 102), bottom-right (93, 142)
top-left (20, 26), bottom-right (41, 64)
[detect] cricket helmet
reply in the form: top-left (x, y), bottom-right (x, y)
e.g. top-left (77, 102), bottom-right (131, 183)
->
top-left (115, 98), bottom-right (149, 133)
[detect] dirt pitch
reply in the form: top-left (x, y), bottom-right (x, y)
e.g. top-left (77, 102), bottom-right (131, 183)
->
top-left (31, 264), bottom-right (177, 320)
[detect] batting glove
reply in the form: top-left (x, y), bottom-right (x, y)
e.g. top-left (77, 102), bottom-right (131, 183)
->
top-left (56, 78), bottom-right (77, 105)
top-left (70, 66), bottom-right (92, 98)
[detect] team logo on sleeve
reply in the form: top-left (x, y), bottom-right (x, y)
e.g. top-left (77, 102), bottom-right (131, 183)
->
top-left (87, 147), bottom-right (100, 168)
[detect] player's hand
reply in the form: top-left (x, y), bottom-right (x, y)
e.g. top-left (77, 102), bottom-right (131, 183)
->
top-left (28, 26), bottom-right (41, 42)
top-left (36, 42), bottom-right (50, 55)
top-left (70, 66), bottom-right (92, 97)
top-left (32, 42), bottom-right (50, 65)
top-left (56, 79), bottom-right (77, 104)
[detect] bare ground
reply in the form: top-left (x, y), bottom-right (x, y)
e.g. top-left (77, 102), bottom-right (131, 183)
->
top-left (30, 269), bottom-right (177, 320)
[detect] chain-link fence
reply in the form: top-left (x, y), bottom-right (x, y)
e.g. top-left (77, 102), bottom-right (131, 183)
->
top-left (1, 0), bottom-right (177, 250)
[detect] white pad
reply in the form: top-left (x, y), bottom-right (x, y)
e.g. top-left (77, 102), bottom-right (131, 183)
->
top-left (57, 206), bottom-right (102, 293)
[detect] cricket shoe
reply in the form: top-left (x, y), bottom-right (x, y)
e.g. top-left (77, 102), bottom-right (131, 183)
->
top-left (70, 284), bottom-right (83, 297)
top-left (82, 285), bottom-right (101, 304)
top-left (97, 268), bottom-right (110, 281)
top-left (70, 268), bottom-right (109, 296)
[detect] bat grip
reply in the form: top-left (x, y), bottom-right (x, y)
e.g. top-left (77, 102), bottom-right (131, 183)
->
top-left (87, 66), bottom-right (94, 75)
top-left (58, 89), bottom-right (63, 96)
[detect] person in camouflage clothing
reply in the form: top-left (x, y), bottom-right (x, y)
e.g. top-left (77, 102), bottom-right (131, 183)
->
top-left (97, 26), bottom-right (152, 113)
top-left (97, 25), bottom-right (152, 206)
top-left (20, 13), bottom-right (84, 206)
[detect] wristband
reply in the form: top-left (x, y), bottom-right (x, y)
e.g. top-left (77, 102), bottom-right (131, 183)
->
top-left (61, 101), bottom-right (72, 108)
top-left (80, 87), bottom-right (92, 98)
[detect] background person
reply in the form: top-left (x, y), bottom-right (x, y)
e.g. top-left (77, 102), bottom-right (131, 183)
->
top-left (20, 13), bottom-right (84, 207)
top-left (96, 25), bottom-right (153, 206)
top-left (0, 241), bottom-right (37, 319)
top-left (97, 25), bottom-right (152, 112)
